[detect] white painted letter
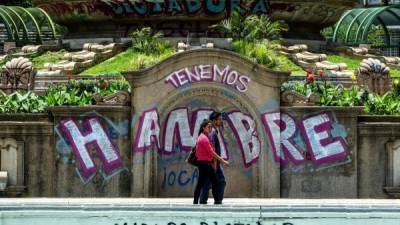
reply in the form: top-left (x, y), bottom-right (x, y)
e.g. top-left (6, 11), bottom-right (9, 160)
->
top-left (165, 72), bottom-right (179, 88)
top-left (59, 117), bottom-right (123, 178)
top-left (199, 64), bottom-right (212, 81)
top-left (262, 112), bottom-right (305, 166)
top-left (227, 111), bottom-right (260, 167)
top-left (133, 108), bottom-right (161, 152)
top-left (213, 64), bottom-right (230, 81)
top-left (163, 108), bottom-right (213, 154)
top-left (299, 112), bottom-right (347, 165)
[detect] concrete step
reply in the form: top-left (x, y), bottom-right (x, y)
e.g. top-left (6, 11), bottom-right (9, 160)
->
top-left (0, 199), bottom-right (400, 225)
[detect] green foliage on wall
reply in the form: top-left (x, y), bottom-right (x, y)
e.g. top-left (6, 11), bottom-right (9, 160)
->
top-left (0, 79), bottom-right (130, 113)
top-left (0, 91), bottom-right (46, 113)
top-left (282, 79), bottom-right (400, 115)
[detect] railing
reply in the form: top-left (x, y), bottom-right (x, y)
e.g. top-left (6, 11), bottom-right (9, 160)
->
top-left (373, 45), bottom-right (400, 57)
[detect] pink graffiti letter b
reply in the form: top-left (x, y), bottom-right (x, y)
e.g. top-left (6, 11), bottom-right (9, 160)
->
top-left (262, 112), bottom-right (305, 166)
top-left (227, 111), bottom-right (260, 167)
top-left (59, 118), bottom-right (123, 178)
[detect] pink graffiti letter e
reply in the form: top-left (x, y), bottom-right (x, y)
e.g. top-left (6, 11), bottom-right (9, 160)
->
top-left (299, 112), bottom-right (347, 165)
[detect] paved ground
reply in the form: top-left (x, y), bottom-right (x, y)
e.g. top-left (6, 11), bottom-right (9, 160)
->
top-left (1, 198), bottom-right (400, 207)
top-left (0, 199), bottom-right (400, 225)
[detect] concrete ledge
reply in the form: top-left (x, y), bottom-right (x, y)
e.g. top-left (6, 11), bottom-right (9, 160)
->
top-left (0, 199), bottom-right (400, 225)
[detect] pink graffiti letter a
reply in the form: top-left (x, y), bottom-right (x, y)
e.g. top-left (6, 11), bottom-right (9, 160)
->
top-left (59, 118), bottom-right (123, 178)
top-left (134, 108), bottom-right (161, 152)
top-left (262, 112), bottom-right (305, 166)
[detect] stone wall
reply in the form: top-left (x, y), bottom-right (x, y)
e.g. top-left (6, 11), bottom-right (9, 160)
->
top-left (50, 106), bottom-right (131, 197)
top-left (1, 107), bottom-right (400, 198)
top-left (280, 107), bottom-right (362, 198)
top-left (358, 116), bottom-right (400, 198)
top-left (0, 114), bottom-right (54, 197)
top-left (0, 49), bottom-right (400, 198)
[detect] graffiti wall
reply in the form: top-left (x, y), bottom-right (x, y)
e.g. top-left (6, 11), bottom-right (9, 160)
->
top-left (278, 107), bottom-right (358, 198)
top-left (124, 49), bottom-right (286, 197)
top-left (51, 106), bottom-right (131, 197)
top-left (122, 49), bottom-right (359, 198)
top-left (0, 49), bottom-right (385, 198)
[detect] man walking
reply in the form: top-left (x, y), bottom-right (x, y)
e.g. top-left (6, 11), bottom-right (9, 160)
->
top-left (199, 111), bottom-right (226, 204)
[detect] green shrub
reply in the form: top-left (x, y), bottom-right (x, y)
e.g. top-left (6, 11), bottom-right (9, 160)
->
top-left (210, 11), bottom-right (287, 41)
top-left (131, 27), bottom-right (170, 55)
top-left (0, 91), bottom-right (47, 113)
top-left (232, 39), bottom-right (303, 73)
top-left (0, 79), bottom-right (131, 113)
top-left (281, 79), bottom-right (400, 114)
top-left (46, 79), bottom-right (130, 106)
top-left (364, 92), bottom-right (400, 115)
top-left (281, 80), bottom-right (368, 107)
top-left (232, 40), bottom-right (275, 66)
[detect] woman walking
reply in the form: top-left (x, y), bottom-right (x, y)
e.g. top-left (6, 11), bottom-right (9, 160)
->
top-left (193, 119), bottom-right (229, 204)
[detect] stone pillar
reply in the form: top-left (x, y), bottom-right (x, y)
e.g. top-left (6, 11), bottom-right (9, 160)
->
top-left (3, 42), bottom-right (15, 53)
top-left (355, 58), bottom-right (391, 95)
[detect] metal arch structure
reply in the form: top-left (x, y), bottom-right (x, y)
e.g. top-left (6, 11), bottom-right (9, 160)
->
top-left (333, 5), bottom-right (400, 46)
top-left (0, 8), bottom-right (16, 41)
top-left (10, 6), bottom-right (42, 43)
top-left (0, 6), bottom-right (63, 45)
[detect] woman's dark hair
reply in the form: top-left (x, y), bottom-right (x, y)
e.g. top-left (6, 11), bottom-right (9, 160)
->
top-left (209, 111), bottom-right (221, 121)
top-left (198, 119), bottom-right (211, 135)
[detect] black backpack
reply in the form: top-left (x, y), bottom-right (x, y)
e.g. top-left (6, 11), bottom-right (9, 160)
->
top-left (186, 146), bottom-right (198, 167)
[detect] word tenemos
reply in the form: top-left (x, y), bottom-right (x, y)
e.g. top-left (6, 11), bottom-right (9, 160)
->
top-left (165, 65), bottom-right (251, 92)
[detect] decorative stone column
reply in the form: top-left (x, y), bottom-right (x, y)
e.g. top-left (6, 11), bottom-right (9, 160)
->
top-left (355, 58), bottom-right (391, 95)
top-left (0, 57), bottom-right (36, 94)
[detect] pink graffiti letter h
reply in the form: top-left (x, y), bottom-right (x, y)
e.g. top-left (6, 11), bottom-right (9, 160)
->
top-left (59, 117), bottom-right (123, 178)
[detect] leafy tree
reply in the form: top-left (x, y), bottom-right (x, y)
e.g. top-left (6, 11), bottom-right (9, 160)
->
top-left (367, 25), bottom-right (386, 47)
top-left (1, 0), bottom-right (32, 7)
top-left (131, 27), bottom-right (169, 55)
top-left (210, 11), bottom-right (287, 41)
top-left (244, 15), bottom-right (288, 41)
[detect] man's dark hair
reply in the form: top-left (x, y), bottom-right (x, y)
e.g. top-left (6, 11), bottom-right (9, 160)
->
top-left (209, 111), bottom-right (221, 121)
